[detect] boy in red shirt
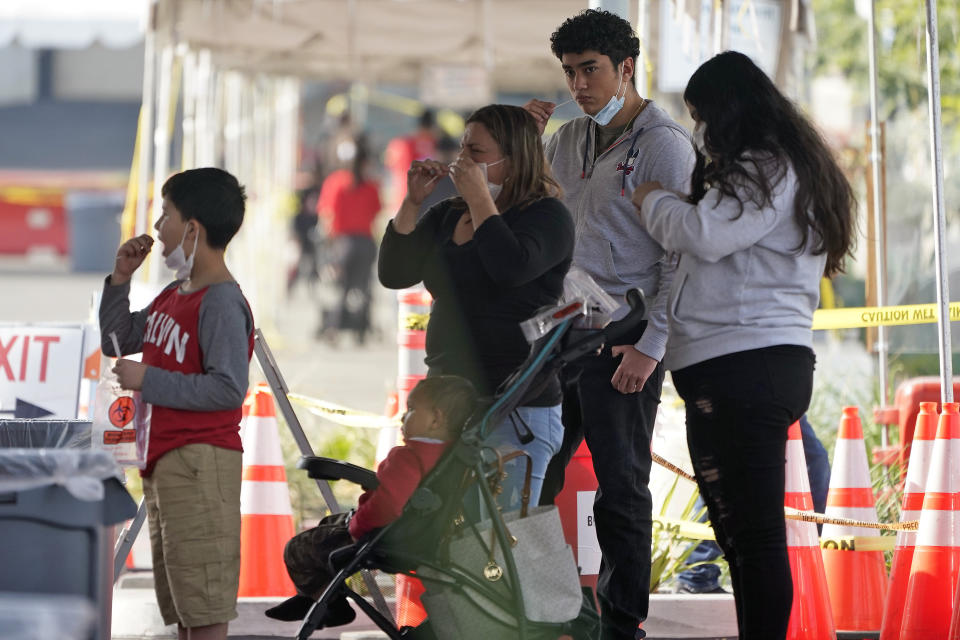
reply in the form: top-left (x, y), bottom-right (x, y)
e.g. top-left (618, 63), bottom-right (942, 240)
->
top-left (266, 375), bottom-right (476, 624)
top-left (100, 168), bottom-right (253, 640)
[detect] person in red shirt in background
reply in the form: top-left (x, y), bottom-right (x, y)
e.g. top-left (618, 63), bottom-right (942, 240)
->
top-left (316, 134), bottom-right (382, 344)
top-left (265, 375), bottom-right (477, 625)
top-left (385, 109), bottom-right (438, 211)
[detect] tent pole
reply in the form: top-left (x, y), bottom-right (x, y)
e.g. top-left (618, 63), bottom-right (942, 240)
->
top-left (922, 0), bottom-right (953, 403)
top-left (136, 0), bottom-right (157, 239)
top-left (866, 0), bottom-right (889, 428)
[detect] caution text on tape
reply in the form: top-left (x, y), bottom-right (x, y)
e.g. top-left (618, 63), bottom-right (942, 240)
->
top-left (819, 536), bottom-right (896, 552)
top-left (813, 302), bottom-right (960, 330)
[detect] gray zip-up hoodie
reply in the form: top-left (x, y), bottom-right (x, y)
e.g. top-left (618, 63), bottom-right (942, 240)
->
top-left (545, 102), bottom-right (695, 361)
top-left (641, 156), bottom-right (825, 371)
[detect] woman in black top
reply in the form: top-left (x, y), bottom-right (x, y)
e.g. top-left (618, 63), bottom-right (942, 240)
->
top-left (378, 104), bottom-right (574, 509)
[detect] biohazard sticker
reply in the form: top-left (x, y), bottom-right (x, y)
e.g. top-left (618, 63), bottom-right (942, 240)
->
top-left (109, 396), bottom-right (136, 427)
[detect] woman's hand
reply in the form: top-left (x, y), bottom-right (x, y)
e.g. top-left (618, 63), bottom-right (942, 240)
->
top-left (112, 234), bottom-right (154, 285)
top-left (448, 152), bottom-right (490, 207)
top-left (406, 159), bottom-right (449, 206)
top-left (631, 181), bottom-right (663, 221)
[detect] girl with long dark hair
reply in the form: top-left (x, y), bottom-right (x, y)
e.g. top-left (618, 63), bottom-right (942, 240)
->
top-left (631, 51), bottom-right (857, 639)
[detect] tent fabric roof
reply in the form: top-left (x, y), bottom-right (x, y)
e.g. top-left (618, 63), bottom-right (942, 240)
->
top-left (158, 0), bottom-right (589, 92)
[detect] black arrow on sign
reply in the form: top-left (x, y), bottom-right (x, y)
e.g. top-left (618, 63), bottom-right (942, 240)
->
top-left (15, 398), bottom-right (55, 419)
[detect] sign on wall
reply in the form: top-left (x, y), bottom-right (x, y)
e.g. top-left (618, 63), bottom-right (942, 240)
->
top-left (0, 324), bottom-right (85, 419)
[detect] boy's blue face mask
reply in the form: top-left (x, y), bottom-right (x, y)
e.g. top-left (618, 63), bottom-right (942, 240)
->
top-left (588, 65), bottom-right (626, 126)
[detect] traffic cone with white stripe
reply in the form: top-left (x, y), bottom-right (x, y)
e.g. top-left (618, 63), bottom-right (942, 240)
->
top-left (820, 406), bottom-right (887, 632)
top-left (238, 383), bottom-right (296, 597)
top-left (879, 401), bottom-right (938, 640)
top-left (899, 401), bottom-right (960, 638)
top-left (784, 421), bottom-right (835, 640)
top-left (393, 286), bottom-right (430, 629)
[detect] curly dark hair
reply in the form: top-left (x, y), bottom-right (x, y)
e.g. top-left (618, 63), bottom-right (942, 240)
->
top-left (550, 9), bottom-right (640, 82)
top-left (684, 51), bottom-right (857, 277)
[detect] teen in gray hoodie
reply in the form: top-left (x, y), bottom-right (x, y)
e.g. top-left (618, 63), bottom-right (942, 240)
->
top-left (633, 51), bottom-right (857, 640)
top-left (525, 9), bottom-right (695, 640)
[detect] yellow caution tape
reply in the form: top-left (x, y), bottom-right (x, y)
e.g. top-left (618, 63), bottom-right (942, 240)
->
top-left (652, 453), bottom-right (918, 532)
top-left (813, 302), bottom-right (960, 330)
top-left (653, 516), bottom-right (716, 541)
top-left (819, 536), bottom-right (896, 552)
top-left (288, 393), bottom-right (401, 429)
top-left (783, 506), bottom-right (918, 531)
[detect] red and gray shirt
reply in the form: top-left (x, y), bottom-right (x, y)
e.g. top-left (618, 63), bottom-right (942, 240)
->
top-left (99, 278), bottom-right (254, 476)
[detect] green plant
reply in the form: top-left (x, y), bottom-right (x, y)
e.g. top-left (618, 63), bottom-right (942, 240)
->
top-left (276, 408), bottom-right (378, 529)
top-left (649, 475), bottom-right (727, 593)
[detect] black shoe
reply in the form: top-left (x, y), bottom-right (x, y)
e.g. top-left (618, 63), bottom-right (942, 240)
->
top-left (264, 594), bottom-right (356, 626)
top-left (265, 594), bottom-right (314, 621)
top-left (321, 596), bottom-right (357, 627)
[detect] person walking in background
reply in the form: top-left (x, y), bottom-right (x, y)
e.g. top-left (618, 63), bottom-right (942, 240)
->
top-left (385, 109), bottom-right (438, 211)
top-left (287, 166), bottom-right (324, 297)
top-left (524, 10), bottom-right (695, 639)
top-left (100, 168), bottom-right (254, 640)
top-left (632, 51), bottom-right (857, 639)
top-left (378, 104), bottom-right (574, 511)
top-left (316, 134), bottom-right (382, 346)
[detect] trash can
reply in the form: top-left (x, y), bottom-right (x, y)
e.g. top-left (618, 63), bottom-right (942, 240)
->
top-left (0, 419), bottom-right (91, 449)
top-left (0, 592), bottom-right (95, 640)
top-left (66, 191), bottom-right (125, 273)
top-left (0, 446), bottom-right (136, 640)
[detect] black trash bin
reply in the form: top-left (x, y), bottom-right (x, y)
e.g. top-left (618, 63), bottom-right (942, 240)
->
top-left (0, 419), bottom-right (91, 449)
top-left (0, 422), bottom-right (136, 640)
top-left (66, 191), bottom-right (125, 273)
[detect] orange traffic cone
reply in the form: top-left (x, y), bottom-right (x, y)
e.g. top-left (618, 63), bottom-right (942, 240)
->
top-left (880, 401), bottom-right (938, 640)
top-left (393, 287), bottom-right (430, 626)
top-left (237, 383), bottom-right (296, 597)
top-left (899, 401), bottom-right (960, 638)
top-left (820, 407), bottom-right (887, 632)
top-left (785, 421), bottom-right (835, 640)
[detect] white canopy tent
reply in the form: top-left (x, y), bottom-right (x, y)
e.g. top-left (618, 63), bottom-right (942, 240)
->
top-left (155, 0), bottom-right (587, 93)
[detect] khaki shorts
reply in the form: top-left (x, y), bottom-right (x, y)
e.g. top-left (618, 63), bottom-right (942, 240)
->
top-left (142, 444), bottom-right (242, 628)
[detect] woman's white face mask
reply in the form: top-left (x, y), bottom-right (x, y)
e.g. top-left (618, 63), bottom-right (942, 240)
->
top-left (478, 157), bottom-right (505, 200)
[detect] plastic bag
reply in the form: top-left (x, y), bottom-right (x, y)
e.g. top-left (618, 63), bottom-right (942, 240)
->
top-left (91, 334), bottom-right (150, 468)
top-left (519, 268), bottom-right (621, 342)
top-left (562, 266), bottom-right (620, 329)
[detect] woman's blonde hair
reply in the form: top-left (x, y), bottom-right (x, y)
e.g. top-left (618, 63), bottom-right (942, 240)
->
top-left (462, 104), bottom-right (561, 211)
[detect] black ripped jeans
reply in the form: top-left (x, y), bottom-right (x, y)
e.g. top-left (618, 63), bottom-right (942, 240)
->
top-left (671, 345), bottom-right (815, 640)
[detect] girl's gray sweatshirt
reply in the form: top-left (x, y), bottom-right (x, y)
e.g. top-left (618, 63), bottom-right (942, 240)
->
top-left (545, 102), bottom-right (695, 361)
top-left (640, 157), bottom-right (826, 371)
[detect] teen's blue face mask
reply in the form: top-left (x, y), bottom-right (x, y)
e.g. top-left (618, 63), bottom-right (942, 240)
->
top-left (588, 66), bottom-right (626, 126)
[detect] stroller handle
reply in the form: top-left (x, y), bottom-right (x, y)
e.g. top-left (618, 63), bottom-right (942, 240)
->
top-left (559, 288), bottom-right (647, 364)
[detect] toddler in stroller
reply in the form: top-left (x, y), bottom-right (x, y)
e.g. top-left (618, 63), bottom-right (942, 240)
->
top-left (281, 289), bottom-right (647, 640)
top-left (265, 375), bottom-right (477, 624)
